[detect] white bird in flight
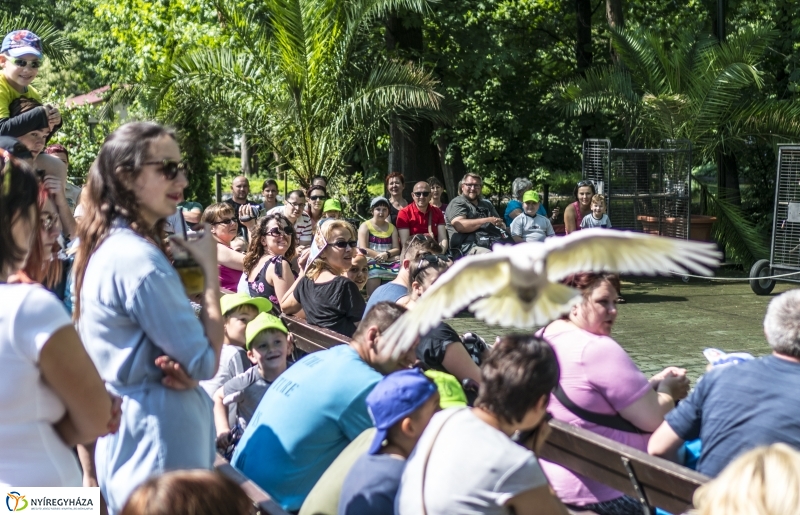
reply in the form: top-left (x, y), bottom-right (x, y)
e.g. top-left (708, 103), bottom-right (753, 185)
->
top-left (378, 229), bottom-right (721, 359)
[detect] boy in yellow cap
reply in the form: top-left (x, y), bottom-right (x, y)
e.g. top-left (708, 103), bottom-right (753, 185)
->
top-left (510, 190), bottom-right (555, 243)
top-left (213, 312), bottom-right (292, 456)
top-left (200, 293), bottom-right (273, 399)
top-left (322, 198), bottom-right (342, 219)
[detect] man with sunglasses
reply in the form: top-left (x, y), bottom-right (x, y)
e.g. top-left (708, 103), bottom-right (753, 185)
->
top-left (0, 30), bottom-right (59, 138)
top-left (268, 189), bottom-right (314, 249)
top-left (445, 172), bottom-right (506, 256)
top-left (396, 181), bottom-right (448, 253)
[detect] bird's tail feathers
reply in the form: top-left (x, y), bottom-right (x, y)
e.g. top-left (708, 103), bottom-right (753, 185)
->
top-left (470, 283), bottom-right (581, 328)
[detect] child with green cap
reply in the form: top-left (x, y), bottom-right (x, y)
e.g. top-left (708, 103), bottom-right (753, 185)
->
top-left (322, 198), bottom-right (342, 219)
top-left (200, 292), bottom-right (273, 400)
top-left (510, 190), bottom-right (555, 243)
top-left (213, 312), bottom-right (292, 455)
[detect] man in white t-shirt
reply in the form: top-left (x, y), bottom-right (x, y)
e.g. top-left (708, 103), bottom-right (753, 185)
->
top-left (510, 191), bottom-right (555, 243)
top-left (268, 189), bottom-right (313, 248)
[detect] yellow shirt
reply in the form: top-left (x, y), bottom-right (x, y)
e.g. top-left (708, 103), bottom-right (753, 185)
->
top-left (0, 75), bottom-right (42, 119)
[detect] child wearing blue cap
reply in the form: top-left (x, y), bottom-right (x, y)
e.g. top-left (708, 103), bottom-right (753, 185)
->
top-left (0, 30), bottom-right (60, 137)
top-left (213, 312), bottom-right (292, 456)
top-left (338, 369), bottom-right (440, 515)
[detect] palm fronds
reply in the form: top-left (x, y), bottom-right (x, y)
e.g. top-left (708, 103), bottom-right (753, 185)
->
top-left (0, 14), bottom-right (71, 66)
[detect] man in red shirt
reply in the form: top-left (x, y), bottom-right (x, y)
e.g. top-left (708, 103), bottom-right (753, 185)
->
top-left (396, 181), bottom-right (448, 252)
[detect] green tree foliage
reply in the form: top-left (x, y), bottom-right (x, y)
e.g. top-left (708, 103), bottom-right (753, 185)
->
top-left (155, 0), bottom-right (443, 188)
top-left (49, 100), bottom-right (118, 181)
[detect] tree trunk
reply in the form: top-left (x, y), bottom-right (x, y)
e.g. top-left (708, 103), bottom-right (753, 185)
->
top-left (606, 0), bottom-right (623, 29)
top-left (240, 133), bottom-right (250, 177)
top-left (385, 13), bottom-right (436, 196)
top-left (716, 148), bottom-right (741, 206)
top-left (435, 131), bottom-right (458, 202)
top-left (575, 0), bottom-right (593, 74)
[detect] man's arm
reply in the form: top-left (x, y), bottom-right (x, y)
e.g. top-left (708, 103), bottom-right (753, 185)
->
top-left (450, 215), bottom-right (499, 234)
top-left (648, 420), bottom-right (686, 463)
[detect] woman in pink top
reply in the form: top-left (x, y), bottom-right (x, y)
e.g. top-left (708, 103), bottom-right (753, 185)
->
top-left (564, 180), bottom-right (595, 234)
top-left (202, 203), bottom-right (254, 292)
top-left (540, 272), bottom-right (689, 515)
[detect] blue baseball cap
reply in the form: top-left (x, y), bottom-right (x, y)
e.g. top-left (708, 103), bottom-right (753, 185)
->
top-left (2, 30), bottom-right (43, 59)
top-left (367, 368), bottom-right (438, 455)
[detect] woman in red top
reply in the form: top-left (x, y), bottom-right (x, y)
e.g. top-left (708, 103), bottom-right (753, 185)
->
top-left (564, 180), bottom-right (596, 234)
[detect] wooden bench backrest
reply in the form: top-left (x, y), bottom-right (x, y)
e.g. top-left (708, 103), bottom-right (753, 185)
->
top-left (214, 454), bottom-right (292, 515)
top-left (248, 315), bottom-right (709, 513)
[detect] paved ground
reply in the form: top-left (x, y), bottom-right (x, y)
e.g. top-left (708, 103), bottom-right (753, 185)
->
top-left (446, 275), bottom-right (797, 383)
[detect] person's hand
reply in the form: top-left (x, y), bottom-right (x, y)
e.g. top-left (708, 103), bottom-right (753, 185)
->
top-left (170, 224), bottom-right (217, 274)
top-left (376, 251), bottom-right (387, 263)
top-left (42, 175), bottom-right (66, 201)
top-left (551, 206), bottom-right (561, 220)
top-left (239, 204), bottom-right (256, 228)
top-left (650, 366), bottom-right (686, 390)
top-left (657, 372), bottom-right (690, 401)
top-left (45, 105), bottom-right (62, 130)
top-left (216, 432), bottom-right (233, 453)
top-left (106, 394), bottom-right (123, 435)
top-left (296, 247), bottom-right (311, 270)
top-left (155, 355), bottom-right (199, 390)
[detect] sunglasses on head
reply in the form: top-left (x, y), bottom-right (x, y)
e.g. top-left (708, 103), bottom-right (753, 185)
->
top-left (413, 191), bottom-right (431, 198)
top-left (309, 195), bottom-right (326, 201)
top-left (410, 233), bottom-right (434, 244)
top-left (145, 159), bottom-right (186, 180)
top-left (265, 226), bottom-right (294, 237)
top-left (328, 240), bottom-right (358, 249)
top-left (577, 180), bottom-right (595, 188)
top-left (12, 58), bottom-right (42, 69)
top-left (418, 254), bottom-right (450, 267)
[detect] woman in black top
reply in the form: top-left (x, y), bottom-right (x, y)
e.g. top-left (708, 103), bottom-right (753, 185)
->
top-left (281, 219), bottom-right (365, 337)
top-left (244, 213), bottom-right (297, 313)
top-left (406, 255), bottom-right (482, 385)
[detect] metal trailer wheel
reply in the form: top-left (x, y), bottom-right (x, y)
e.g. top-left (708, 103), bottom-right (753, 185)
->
top-left (681, 275), bottom-right (690, 283)
top-left (749, 259), bottom-right (776, 295)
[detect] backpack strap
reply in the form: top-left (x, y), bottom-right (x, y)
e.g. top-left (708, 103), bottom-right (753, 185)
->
top-left (553, 385), bottom-right (644, 434)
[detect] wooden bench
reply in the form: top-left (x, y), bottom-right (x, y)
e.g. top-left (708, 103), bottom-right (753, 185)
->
top-left (230, 315), bottom-right (709, 514)
top-left (214, 454), bottom-right (292, 515)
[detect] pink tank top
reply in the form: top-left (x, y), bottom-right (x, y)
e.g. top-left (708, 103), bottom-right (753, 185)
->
top-left (571, 201), bottom-right (583, 231)
top-left (219, 264), bottom-right (241, 291)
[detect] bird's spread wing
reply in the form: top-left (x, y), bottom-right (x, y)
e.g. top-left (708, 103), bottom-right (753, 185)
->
top-left (543, 229), bottom-right (721, 282)
top-left (377, 252), bottom-right (511, 360)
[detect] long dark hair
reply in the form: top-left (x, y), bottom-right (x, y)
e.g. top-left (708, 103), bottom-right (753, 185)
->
top-left (72, 122), bottom-right (177, 319)
top-left (0, 150), bottom-right (39, 276)
top-left (243, 213), bottom-right (297, 274)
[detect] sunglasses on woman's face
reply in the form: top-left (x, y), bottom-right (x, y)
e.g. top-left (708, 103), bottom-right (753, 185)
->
top-left (144, 159), bottom-right (186, 180)
top-left (309, 195), bottom-right (326, 201)
top-left (328, 240), bottom-right (358, 249)
top-left (265, 226), bottom-right (294, 237)
top-left (12, 58), bottom-right (42, 69)
top-left (413, 191), bottom-right (431, 198)
top-left (212, 218), bottom-right (236, 226)
top-left (40, 214), bottom-right (58, 231)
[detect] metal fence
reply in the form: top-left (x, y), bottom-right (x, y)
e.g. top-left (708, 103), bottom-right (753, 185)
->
top-left (582, 139), bottom-right (693, 239)
top-left (771, 146), bottom-right (800, 271)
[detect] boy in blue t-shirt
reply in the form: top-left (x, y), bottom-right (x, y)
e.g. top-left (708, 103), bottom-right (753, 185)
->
top-left (0, 30), bottom-right (60, 137)
top-left (581, 194), bottom-right (612, 229)
top-left (338, 369), bottom-right (441, 515)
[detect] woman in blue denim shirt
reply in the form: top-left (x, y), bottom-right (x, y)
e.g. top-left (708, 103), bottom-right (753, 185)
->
top-left (72, 122), bottom-right (224, 513)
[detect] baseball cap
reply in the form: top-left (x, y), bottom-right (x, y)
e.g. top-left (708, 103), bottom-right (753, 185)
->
top-left (370, 196), bottom-right (390, 209)
top-left (522, 190), bottom-right (540, 203)
top-left (367, 368), bottom-right (438, 454)
top-left (1, 30), bottom-right (43, 59)
top-left (220, 292), bottom-right (272, 318)
top-left (322, 199), bottom-right (341, 213)
top-left (424, 370), bottom-right (468, 409)
top-left (703, 348), bottom-right (754, 368)
top-left (0, 136), bottom-right (32, 161)
top-left (245, 312), bottom-right (288, 350)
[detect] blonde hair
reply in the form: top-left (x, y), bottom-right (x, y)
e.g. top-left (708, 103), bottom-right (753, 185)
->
top-left (201, 202), bottom-right (235, 224)
top-left (693, 444), bottom-right (800, 515)
top-left (305, 219), bottom-right (356, 279)
top-left (591, 193), bottom-right (606, 208)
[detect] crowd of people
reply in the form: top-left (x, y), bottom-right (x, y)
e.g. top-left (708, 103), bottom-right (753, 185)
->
top-left (3, 27), bottom-right (800, 515)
